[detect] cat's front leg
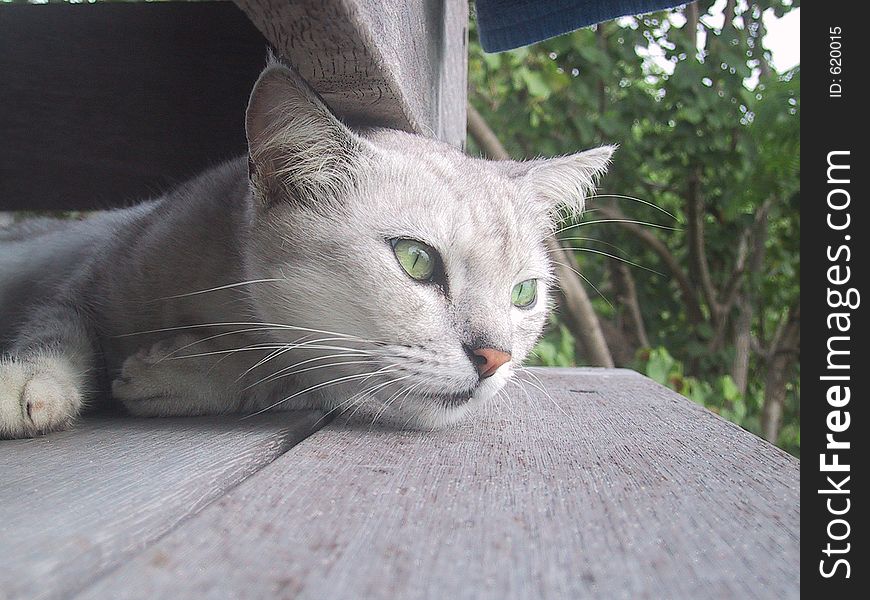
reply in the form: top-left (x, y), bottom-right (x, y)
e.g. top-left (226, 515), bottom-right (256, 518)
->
top-left (112, 335), bottom-right (245, 417)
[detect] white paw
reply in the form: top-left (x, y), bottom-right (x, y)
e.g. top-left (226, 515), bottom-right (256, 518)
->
top-left (111, 335), bottom-right (202, 415)
top-left (112, 345), bottom-right (167, 404)
top-left (0, 355), bottom-right (83, 439)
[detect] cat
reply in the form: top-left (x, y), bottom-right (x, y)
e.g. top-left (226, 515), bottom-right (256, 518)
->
top-left (0, 59), bottom-right (613, 439)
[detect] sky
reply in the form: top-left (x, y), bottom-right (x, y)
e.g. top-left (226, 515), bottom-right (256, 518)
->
top-left (764, 7), bottom-right (800, 71)
top-left (632, 2), bottom-right (800, 89)
top-left (700, 1), bottom-right (800, 72)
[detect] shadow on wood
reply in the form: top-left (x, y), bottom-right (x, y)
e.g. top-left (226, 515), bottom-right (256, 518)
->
top-left (0, 2), bottom-right (270, 211)
top-left (0, 0), bottom-right (468, 212)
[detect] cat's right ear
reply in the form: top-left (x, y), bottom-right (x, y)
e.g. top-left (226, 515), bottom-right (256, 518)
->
top-left (245, 58), bottom-right (362, 206)
top-left (517, 145), bottom-right (615, 218)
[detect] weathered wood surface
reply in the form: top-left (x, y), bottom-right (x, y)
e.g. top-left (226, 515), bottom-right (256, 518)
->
top-left (72, 369), bottom-right (799, 599)
top-left (0, 411), bottom-right (322, 600)
top-left (234, 0), bottom-right (468, 146)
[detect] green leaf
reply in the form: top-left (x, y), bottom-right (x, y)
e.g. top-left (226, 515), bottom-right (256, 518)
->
top-left (646, 348), bottom-right (675, 384)
top-left (519, 69), bottom-right (551, 99)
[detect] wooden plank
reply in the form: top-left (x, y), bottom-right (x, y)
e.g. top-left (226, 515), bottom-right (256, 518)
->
top-left (0, 1), bottom-right (269, 211)
top-left (234, 0), bottom-right (468, 146)
top-left (76, 369), bottom-right (800, 599)
top-left (0, 411), bottom-right (322, 600)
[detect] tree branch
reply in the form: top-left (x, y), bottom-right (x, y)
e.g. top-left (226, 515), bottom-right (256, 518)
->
top-left (761, 302), bottom-right (800, 443)
top-left (548, 240), bottom-right (615, 367)
top-left (466, 105), bottom-right (511, 161)
top-left (718, 233), bottom-right (749, 313)
top-left (686, 1), bottom-right (700, 49)
top-left (611, 260), bottom-right (650, 350)
top-left (686, 170), bottom-right (721, 322)
top-left (709, 197), bottom-right (772, 352)
top-left (724, 0), bottom-right (736, 27)
top-left (594, 204), bottom-right (704, 324)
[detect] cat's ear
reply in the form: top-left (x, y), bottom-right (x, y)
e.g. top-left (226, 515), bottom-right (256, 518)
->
top-left (245, 58), bottom-right (362, 205)
top-left (517, 145), bottom-right (616, 218)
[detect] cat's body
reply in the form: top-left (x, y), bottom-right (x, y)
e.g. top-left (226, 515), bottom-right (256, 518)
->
top-left (0, 163), bottom-right (247, 354)
top-left (0, 61), bottom-right (612, 438)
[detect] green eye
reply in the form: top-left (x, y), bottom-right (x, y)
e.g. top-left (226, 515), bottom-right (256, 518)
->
top-left (392, 238), bottom-right (438, 281)
top-left (511, 279), bottom-right (537, 308)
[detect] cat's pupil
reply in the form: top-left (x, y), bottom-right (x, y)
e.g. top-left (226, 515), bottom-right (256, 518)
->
top-left (511, 279), bottom-right (537, 308)
top-left (391, 238), bottom-right (438, 282)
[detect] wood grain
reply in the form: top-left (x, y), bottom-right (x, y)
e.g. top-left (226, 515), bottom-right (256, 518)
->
top-left (0, 411), bottom-right (322, 600)
top-left (234, 0), bottom-right (468, 147)
top-left (75, 369), bottom-right (799, 599)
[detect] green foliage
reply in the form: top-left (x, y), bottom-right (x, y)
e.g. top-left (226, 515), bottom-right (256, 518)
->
top-left (473, 3), bottom-right (800, 455)
top-left (633, 346), bottom-right (799, 457)
top-left (531, 316), bottom-right (577, 367)
top-left (636, 347), bottom-right (757, 433)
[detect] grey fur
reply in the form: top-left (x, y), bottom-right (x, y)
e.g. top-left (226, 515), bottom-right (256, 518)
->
top-left (0, 61), bottom-right (613, 438)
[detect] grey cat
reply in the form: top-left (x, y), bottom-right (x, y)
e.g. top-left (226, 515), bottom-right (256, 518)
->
top-left (0, 61), bottom-right (613, 438)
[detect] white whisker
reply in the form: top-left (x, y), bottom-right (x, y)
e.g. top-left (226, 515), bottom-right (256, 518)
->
top-left (554, 236), bottom-right (629, 253)
top-left (156, 327), bottom-right (294, 362)
top-left (554, 246), bottom-right (664, 276)
top-left (245, 357), bottom-right (377, 391)
top-left (551, 259), bottom-right (613, 309)
top-left (242, 351), bottom-right (371, 389)
top-left (152, 278), bottom-right (284, 301)
top-left (345, 373), bottom-right (414, 422)
top-left (517, 367), bottom-right (568, 418)
top-left (243, 366), bottom-right (403, 419)
top-left (169, 343), bottom-right (373, 361)
top-left (587, 193), bottom-right (678, 220)
top-left (372, 377), bottom-right (430, 426)
top-left (510, 375), bottom-right (538, 420)
top-left (234, 339), bottom-right (312, 383)
top-left (555, 218), bottom-right (681, 235)
top-left (115, 321), bottom-right (370, 343)
top-left (398, 380), bottom-right (433, 429)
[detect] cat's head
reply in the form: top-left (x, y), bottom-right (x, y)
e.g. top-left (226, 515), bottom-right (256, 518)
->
top-left (243, 61), bottom-right (613, 427)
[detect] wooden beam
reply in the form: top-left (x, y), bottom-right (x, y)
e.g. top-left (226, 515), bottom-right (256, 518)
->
top-left (0, 411), bottom-right (322, 600)
top-left (234, 0), bottom-right (468, 146)
top-left (17, 369), bottom-right (799, 599)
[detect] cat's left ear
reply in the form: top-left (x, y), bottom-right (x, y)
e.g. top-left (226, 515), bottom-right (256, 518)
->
top-left (245, 57), bottom-right (362, 206)
top-left (517, 145), bottom-right (616, 217)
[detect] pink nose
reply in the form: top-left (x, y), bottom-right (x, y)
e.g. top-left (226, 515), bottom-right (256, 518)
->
top-left (471, 348), bottom-right (512, 379)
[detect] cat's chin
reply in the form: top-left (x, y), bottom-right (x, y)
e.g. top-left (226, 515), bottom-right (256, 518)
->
top-left (327, 377), bottom-right (505, 430)
top-left (377, 378), bottom-right (506, 430)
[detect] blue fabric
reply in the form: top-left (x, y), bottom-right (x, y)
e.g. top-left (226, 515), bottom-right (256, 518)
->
top-left (476, 0), bottom-right (685, 52)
